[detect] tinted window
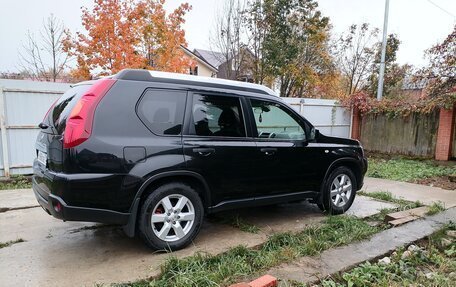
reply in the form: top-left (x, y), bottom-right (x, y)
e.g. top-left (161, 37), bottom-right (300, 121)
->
top-left (191, 94), bottom-right (246, 137)
top-left (251, 99), bottom-right (306, 140)
top-left (46, 84), bottom-right (91, 134)
top-left (137, 89), bottom-right (186, 135)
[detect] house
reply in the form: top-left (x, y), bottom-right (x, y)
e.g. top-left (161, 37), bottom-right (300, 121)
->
top-left (180, 46), bottom-right (219, 78)
top-left (401, 76), bottom-right (427, 100)
top-left (180, 46), bottom-right (255, 82)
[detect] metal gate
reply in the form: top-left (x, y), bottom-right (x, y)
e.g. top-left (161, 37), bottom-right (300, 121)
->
top-left (0, 79), bottom-right (70, 176)
top-left (281, 97), bottom-right (352, 138)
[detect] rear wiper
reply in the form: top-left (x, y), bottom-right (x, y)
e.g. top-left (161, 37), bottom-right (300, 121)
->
top-left (38, 122), bottom-right (49, 129)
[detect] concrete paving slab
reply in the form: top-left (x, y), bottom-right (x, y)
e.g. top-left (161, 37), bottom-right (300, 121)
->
top-left (0, 188), bottom-right (37, 211)
top-left (346, 195), bottom-right (398, 218)
top-left (0, 193), bottom-right (391, 287)
top-left (363, 177), bottom-right (456, 207)
top-left (270, 207), bottom-right (456, 286)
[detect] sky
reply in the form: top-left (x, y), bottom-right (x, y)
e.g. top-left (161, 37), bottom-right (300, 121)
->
top-left (1, 0), bottom-right (455, 72)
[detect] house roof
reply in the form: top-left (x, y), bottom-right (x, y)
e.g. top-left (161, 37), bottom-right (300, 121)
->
top-left (193, 49), bottom-right (225, 69)
top-left (180, 46), bottom-right (218, 72)
top-left (402, 76), bottom-right (427, 90)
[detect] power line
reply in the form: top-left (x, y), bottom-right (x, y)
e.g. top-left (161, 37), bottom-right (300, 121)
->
top-left (425, 0), bottom-right (456, 20)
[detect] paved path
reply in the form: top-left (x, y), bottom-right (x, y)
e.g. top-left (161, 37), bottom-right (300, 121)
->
top-left (363, 177), bottom-right (456, 207)
top-left (269, 207), bottom-right (456, 285)
top-left (0, 188), bottom-right (394, 287)
top-left (0, 190), bottom-right (393, 286)
top-left (0, 188), bottom-right (37, 211)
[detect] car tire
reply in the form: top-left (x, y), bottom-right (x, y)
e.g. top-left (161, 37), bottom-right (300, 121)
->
top-left (138, 182), bottom-right (204, 251)
top-left (320, 166), bottom-right (357, 215)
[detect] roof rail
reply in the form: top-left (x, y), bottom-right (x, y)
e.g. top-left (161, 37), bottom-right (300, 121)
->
top-left (114, 69), bottom-right (277, 96)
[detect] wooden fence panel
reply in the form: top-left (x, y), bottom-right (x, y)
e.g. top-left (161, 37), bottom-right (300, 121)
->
top-left (360, 111), bottom-right (439, 158)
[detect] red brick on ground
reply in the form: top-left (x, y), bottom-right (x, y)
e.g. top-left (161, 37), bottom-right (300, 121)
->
top-left (249, 275), bottom-right (278, 287)
top-left (229, 275), bottom-right (278, 287)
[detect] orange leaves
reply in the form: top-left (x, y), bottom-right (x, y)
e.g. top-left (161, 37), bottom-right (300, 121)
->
top-left (64, 0), bottom-right (192, 79)
top-left (136, 0), bottom-right (193, 73)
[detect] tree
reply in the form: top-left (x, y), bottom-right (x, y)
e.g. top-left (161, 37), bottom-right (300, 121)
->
top-left (367, 34), bottom-right (412, 98)
top-left (333, 23), bottom-right (379, 95)
top-left (275, 3), bottom-right (332, 97)
top-left (419, 24), bottom-right (455, 97)
top-left (241, 0), bottom-right (332, 97)
top-left (64, 0), bottom-right (192, 78)
top-left (244, 0), bottom-right (269, 84)
top-left (63, 0), bottom-right (145, 78)
top-left (19, 14), bottom-right (69, 81)
top-left (210, 0), bottom-right (247, 80)
top-left (135, 0), bottom-right (193, 73)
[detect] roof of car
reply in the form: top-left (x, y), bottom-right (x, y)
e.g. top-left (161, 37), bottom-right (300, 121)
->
top-left (114, 69), bottom-right (278, 97)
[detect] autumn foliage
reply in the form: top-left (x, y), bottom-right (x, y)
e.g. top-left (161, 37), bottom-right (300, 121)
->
top-left (63, 0), bottom-right (194, 79)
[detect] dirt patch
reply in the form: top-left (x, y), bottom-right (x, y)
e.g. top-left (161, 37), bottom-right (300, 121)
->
top-left (413, 176), bottom-right (456, 191)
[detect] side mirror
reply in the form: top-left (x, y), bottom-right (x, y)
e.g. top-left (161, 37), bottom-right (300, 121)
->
top-left (309, 127), bottom-right (319, 141)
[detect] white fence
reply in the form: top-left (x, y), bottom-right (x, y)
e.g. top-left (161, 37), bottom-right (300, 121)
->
top-left (0, 79), bottom-right (70, 176)
top-left (0, 80), bottom-right (352, 177)
top-left (281, 97), bottom-right (352, 138)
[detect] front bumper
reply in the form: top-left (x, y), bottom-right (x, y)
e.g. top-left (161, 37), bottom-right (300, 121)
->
top-left (358, 156), bottom-right (368, 189)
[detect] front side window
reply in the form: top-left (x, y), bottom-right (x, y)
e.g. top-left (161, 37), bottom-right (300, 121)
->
top-left (251, 99), bottom-right (306, 140)
top-left (191, 94), bottom-right (246, 137)
top-left (137, 89), bottom-right (186, 135)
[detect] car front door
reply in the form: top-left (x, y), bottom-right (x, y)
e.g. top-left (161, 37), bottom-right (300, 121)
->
top-left (247, 98), bottom-right (321, 197)
top-left (182, 92), bottom-right (260, 207)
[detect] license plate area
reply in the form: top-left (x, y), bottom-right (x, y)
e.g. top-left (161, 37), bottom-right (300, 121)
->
top-left (37, 150), bottom-right (47, 166)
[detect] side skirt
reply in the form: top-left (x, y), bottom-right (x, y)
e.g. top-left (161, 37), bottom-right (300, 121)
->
top-left (207, 191), bottom-right (319, 214)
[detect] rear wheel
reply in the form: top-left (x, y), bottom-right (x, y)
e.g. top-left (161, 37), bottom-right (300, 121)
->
top-left (138, 182), bottom-right (203, 251)
top-left (319, 166), bottom-right (357, 215)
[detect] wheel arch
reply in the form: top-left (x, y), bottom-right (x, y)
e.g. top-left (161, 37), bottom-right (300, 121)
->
top-left (123, 171), bottom-right (211, 237)
top-left (321, 158), bottom-right (363, 192)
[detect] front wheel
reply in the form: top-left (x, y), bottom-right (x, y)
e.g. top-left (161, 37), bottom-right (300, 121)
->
top-left (138, 182), bottom-right (204, 251)
top-left (319, 166), bottom-right (357, 215)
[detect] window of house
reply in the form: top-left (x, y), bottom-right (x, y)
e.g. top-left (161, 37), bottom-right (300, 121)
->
top-left (250, 99), bottom-right (306, 140)
top-left (136, 89), bottom-right (186, 135)
top-left (191, 94), bottom-right (246, 137)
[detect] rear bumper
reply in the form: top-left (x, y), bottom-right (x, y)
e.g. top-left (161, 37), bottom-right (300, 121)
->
top-left (32, 165), bottom-right (130, 225)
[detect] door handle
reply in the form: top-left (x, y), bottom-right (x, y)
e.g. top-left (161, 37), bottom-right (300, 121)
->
top-left (260, 147), bottom-right (277, 156)
top-left (193, 147), bottom-right (215, 156)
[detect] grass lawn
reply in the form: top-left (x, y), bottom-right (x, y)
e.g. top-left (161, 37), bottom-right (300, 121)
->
top-left (367, 154), bottom-right (456, 190)
top-left (118, 216), bottom-right (380, 287)
top-left (316, 223), bottom-right (456, 287)
top-left (0, 175), bottom-right (31, 190)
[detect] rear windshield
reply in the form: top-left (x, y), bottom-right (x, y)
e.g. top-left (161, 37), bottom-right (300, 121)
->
top-left (45, 84), bottom-right (91, 134)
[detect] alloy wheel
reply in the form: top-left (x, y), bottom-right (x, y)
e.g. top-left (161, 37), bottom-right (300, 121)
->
top-left (151, 194), bottom-right (195, 242)
top-left (330, 174), bottom-right (352, 207)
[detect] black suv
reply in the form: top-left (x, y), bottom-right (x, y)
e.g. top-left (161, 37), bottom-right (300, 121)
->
top-left (33, 69), bottom-right (367, 250)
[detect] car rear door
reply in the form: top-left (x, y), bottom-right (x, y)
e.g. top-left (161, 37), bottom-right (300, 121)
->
top-left (182, 92), bottom-right (260, 207)
top-left (34, 84), bottom-right (91, 198)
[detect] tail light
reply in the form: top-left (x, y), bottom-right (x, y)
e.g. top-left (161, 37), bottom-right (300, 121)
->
top-left (63, 78), bottom-right (116, 148)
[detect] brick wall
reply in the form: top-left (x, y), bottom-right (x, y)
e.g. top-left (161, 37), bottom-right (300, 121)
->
top-left (435, 106), bottom-right (455, 161)
top-left (351, 107), bottom-right (361, 140)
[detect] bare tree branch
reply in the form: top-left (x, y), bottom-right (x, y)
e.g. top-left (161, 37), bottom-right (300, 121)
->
top-left (18, 14), bottom-right (69, 81)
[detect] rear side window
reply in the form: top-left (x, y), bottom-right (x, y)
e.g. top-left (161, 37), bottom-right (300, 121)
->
top-left (137, 89), bottom-right (186, 135)
top-left (46, 84), bottom-right (91, 134)
top-left (190, 94), bottom-right (246, 137)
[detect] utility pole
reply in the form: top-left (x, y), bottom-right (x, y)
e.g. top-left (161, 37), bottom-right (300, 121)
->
top-left (377, 0), bottom-right (390, 100)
